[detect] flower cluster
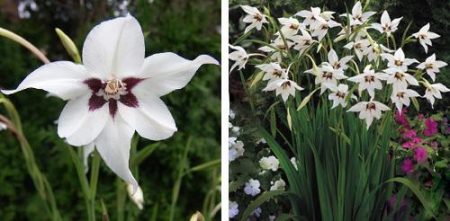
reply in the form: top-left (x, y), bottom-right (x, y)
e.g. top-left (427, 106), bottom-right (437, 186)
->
top-left (230, 2), bottom-right (449, 129)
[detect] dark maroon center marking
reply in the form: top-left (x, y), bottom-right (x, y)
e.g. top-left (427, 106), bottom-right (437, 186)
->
top-left (84, 77), bottom-right (144, 118)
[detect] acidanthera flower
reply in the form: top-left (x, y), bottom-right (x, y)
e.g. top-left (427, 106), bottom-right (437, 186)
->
top-left (241, 5), bottom-right (268, 34)
top-left (327, 49), bottom-right (353, 71)
top-left (290, 29), bottom-right (316, 54)
top-left (342, 1), bottom-right (376, 26)
top-left (295, 7), bottom-right (327, 27)
top-left (263, 66), bottom-right (303, 102)
top-left (412, 23), bottom-right (440, 53)
top-left (259, 37), bottom-right (294, 62)
top-left (390, 88), bottom-right (420, 112)
top-left (344, 39), bottom-right (370, 61)
top-left (423, 83), bottom-right (450, 108)
top-left (259, 156), bottom-right (279, 171)
top-left (244, 178), bottom-right (261, 196)
top-left (307, 63), bottom-right (347, 94)
top-left (417, 54), bottom-right (447, 82)
top-left (310, 18), bottom-right (341, 41)
top-left (381, 48), bottom-right (418, 72)
top-left (1, 14), bottom-right (218, 190)
top-left (229, 45), bottom-right (258, 72)
top-left (278, 17), bottom-right (304, 37)
top-left (383, 69), bottom-right (419, 91)
top-left (348, 100), bottom-right (390, 129)
top-left (256, 62), bottom-right (285, 82)
top-left (328, 84), bottom-right (349, 108)
top-left (347, 65), bottom-right (384, 97)
top-left (371, 10), bottom-right (402, 35)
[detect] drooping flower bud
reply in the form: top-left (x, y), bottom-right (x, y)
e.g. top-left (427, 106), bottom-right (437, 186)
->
top-left (127, 184), bottom-right (144, 210)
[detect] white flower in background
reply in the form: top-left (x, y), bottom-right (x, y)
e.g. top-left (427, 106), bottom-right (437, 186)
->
top-left (259, 156), bottom-right (280, 171)
top-left (231, 126), bottom-right (240, 135)
top-left (290, 157), bottom-right (298, 170)
top-left (0, 122), bottom-right (7, 131)
top-left (256, 62), bottom-right (286, 82)
top-left (229, 45), bottom-right (260, 72)
top-left (328, 84), bottom-right (349, 108)
top-left (256, 138), bottom-right (267, 144)
top-left (381, 48), bottom-right (418, 72)
top-left (341, 1), bottom-right (376, 26)
top-left (18, 0), bottom-right (38, 19)
top-left (251, 207), bottom-right (262, 217)
top-left (295, 7), bottom-right (327, 27)
top-left (291, 29), bottom-right (316, 54)
top-left (259, 37), bottom-right (293, 62)
top-left (241, 5), bottom-right (268, 34)
top-left (423, 83), bottom-right (450, 108)
top-left (229, 140), bottom-right (245, 162)
top-left (362, 42), bottom-right (393, 62)
top-left (229, 109), bottom-right (236, 119)
top-left (348, 100), bottom-right (390, 129)
top-left (1, 15), bottom-right (218, 190)
top-left (307, 63), bottom-right (347, 94)
top-left (310, 18), bottom-right (341, 41)
top-left (278, 17), bottom-right (304, 37)
top-left (390, 88), bottom-right (420, 112)
top-left (412, 23), bottom-right (440, 53)
top-left (229, 137), bottom-right (237, 145)
top-left (344, 39), bottom-right (370, 61)
top-left (417, 54), bottom-right (447, 82)
top-left (127, 183), bottom-right (144, 210)
top-left (348, 65), bottom-right (385, 97)
top-left (263, 76), bottom-right (304, 102)
top-left (383, 69), bottom-right (419, 91)
top-left (371, 10), bottom-right (402, 35)
top-left (270, 178), bottom-right (286, 191)
top-left (270, 215), bottom-right (277, 221)
top-left (229, 201), bottom-right (239, 218)
top-left (244, 178), bottom-right (261, 196)
top-left (327, 49), bottom-right (353, 71)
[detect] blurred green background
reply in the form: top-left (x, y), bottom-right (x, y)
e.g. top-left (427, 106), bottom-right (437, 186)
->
top-left (0, 0), bottom-right (221, 220)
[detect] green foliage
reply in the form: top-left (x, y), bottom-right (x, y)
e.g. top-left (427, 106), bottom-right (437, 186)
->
top-left (0, 0), bottom-right (220, 220)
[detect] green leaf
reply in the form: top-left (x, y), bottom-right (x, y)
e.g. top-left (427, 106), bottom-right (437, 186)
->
top-left (239, 190), bottom-right (287, 221)
top-left (297, 88), bottom-right (319, 111)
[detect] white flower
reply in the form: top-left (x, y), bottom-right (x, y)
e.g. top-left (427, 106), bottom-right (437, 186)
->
top-left (412, 23), bottom-right (440, 53)
top-left (229, 201), bottom-right (239, 218)
top-left (259, 156), bottom-right (279, 171)
top-left (269, 215), bottom-right (277, 221)
top-left (244, 178), bottom-right (261, 196)
top-left (348, 100), bottom-right (390, 129)
top-left (251, 207), bottom-right (262, 217)
top-left (263, 76), bottom-right (304, 102)
top-left (310, 18), bottom-right (341, 41)
top-left (241, 5), bottom-right (268, 34)
top-left (390, 88), bottom-right (420, 112)
top-left (256, 62), bottom-right (286, 82)
top-left (348, 65), bottom-right (385, 97)
top-left (295, 7), bottom-right (327, 27)
top-left (423, 83), bottom-right (450, 108)
top-left (229, 109), bottom-right (236, 119)
top-left (229, 45), bottom-right (252, 72)
top-left (127, 184), bottom-right (144, 210)
top-left (290, 157), bottom-right (298, 170)
top-left (327, 49), bottom-right (353, 71)
top-left (278, 17), bottom-right (304, 37)
top-left (270, 178), bottom-right (286, 191)
top-left (383, 69), bottom-right (419, 91)
top-left (290, 29), bottom-right (316, 54)
top-left (344, 39), bottom-right (370, 61)
top-left (416, 54), bottom-right (447, 82)
top-left (307, 63), bottom-right (347, 94)
top-left (229, 140), bottom-right (245, 162)
top-left (341, 1), bottom-right (376, 26)
top-left (328, 84), bottom-right (349, 108)
top-left (0, 122), bottom-right (7, 131)
top-left (1, 15), bottom-right (218, 190)
top-left (256, 138), bottom-right (267, 144)
top-left (371, 10), bottom-right (402, 35)
top-left (259, 37), bottom-right (293, 62)
top-left (381, 48), bottom-right (418, 72)
top-left (83, 143), bottom-right (95, 173)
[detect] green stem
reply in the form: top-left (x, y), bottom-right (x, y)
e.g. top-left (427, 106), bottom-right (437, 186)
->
top-left (89, 152), bottom-right (101, 221)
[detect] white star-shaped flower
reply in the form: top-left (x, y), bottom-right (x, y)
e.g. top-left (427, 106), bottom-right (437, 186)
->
top-left (241, 5), bottom-right (268, 34)
top-left (277, 17), bottom-right (304, 38)
top-left (327, 49), bottom-right (353, 71)
top-left (295, 7), bottom-right (327, 27)
top-left (416, 54), bottom-right (447, 82)
top-left (348, 65), bottom-right (386, 97)
top-left (259, 37), bottom-right (293, 62)
top-left (229, 45), bottom-right (259, 72)
top-left (263, 76), bottom-right (304, 102)
top-left (344, 39), bottom-right (370, 61)
top-left (290, 29), bottom-right (316, 54)
top-left (244, 178), bottom-right (261, 196)
top-left (390, 88), bottom-right (420, 112)
top-left (423, 83), bottom-right (450, 108)
top-left (371, 10), bottom-right (402, 35)
top-left (341, 1), bottom-right (376, 26)
top-left (348, 100), bottom-right (390, 129)
top-left (310, 18), bottom-right (341, 41)
top-left (256, 62), bottom-right (286, 82)
top-left (307, 63), bottom-right (348, 94)
top-left (328, 84), bottom-right (349, 109)
top-left (381, 48), bottom-right (418, 72)
top-left (412, 23), bottom-right (440, 53)
top-left (383, 69), bottom-right (419, 91)
top-left (1, 15), bottom-right (218, 190)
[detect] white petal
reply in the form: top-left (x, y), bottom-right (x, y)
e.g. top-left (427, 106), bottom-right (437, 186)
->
top-left (94, 116), bottom-right (138, 190)
top-left (82, 14), bottom-right (145, 79)
top-left (136, 53), bottom-right (218, 96)
top-left (1, 61), bottom-right (89, 100)
top-left (118, 97), bottom-right (177, 141)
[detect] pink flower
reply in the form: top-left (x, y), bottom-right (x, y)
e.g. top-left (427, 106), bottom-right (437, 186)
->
top-left (401, 158), bottom-right (414, 174)
top-left (402, 141), bottom-right (415, 149)
top-left (411, 137), bottom-right (422, 144)
top-left (423, 118), bottom-right (438, 137)
top-left (402, 129), bottom-right (417, 139)
top-left (394, 109), bottom-right (409, 128)
top-left (418, 114), bottom-right (424, 121)
top-left (414, 147), bottom-right (428, 163)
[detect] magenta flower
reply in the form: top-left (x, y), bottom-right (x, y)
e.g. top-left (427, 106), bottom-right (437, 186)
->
top-left (423, 118), bottom-right (438, 137)
top-left (394, 109), bottom-right (409, 128)
top-left (402, 129), bottom-right (417, 139)
top-left (401, 158), bottom-right (414, 174)
top-left (402, 141), bottom-right (415, 149)
top-left (414, 147), bottom-right (428, 163)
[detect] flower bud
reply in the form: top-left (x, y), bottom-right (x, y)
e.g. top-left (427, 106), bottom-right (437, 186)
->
top-left (127, 184), bottom-right (144, 210)
top-left (189, 211), bottom-right (205, 221)
top-left (55, 28), bottom-right (81, 63)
